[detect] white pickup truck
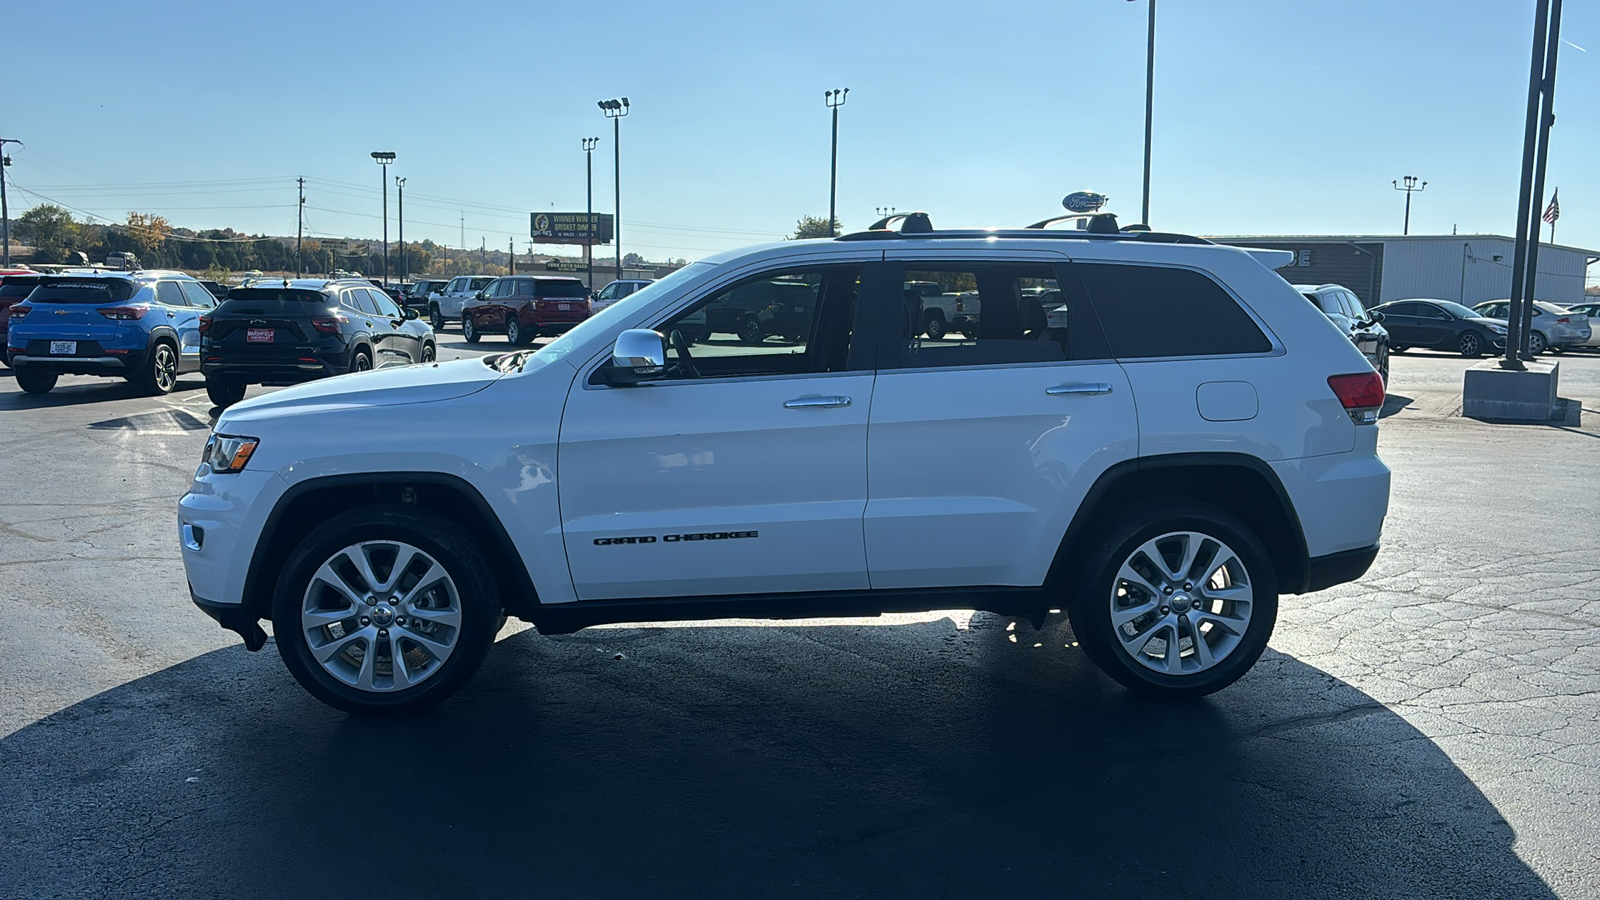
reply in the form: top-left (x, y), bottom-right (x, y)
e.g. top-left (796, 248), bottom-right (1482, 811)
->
top-left (428, 275), bottom-right (497, 330)
top-left (905, 280), bottom-right (980, 340)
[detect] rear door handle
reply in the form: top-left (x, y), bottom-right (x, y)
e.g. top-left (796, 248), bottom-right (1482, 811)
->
top-left (1046, 382), bottom-right (1113, 396)
top-left (784, 395), bottom-right (852, 409)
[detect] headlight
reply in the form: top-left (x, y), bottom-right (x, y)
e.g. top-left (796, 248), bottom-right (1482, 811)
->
top-left (1488, 324), bottom-right (1507, 334)
top-left (203, 434), bottom-right (259, 473)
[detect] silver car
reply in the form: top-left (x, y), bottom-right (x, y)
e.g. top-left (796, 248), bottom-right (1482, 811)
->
top-left (1471, 300), bottom-right (1592, 354)
top-left (1561, 301), bottom-right (1600, 349)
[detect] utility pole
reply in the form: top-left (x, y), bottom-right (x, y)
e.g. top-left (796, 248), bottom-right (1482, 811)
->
top-left (296, 177), bottom-right (305, 277)
top-left (0, 136), bottom-right (20, 268)
top-left (583, 136), bottom-right (598, 290)
top-left (508, 236), bottom-right (515, 274)
top-left (1392, 176), bottom-right (1427, 235)
top-left (395, 176), bottom-right (406, 284)
top-left (1140, 0), bottom-right (1155, 225)
top-left (1504, 0), bottom-right (1564, 367)
top-left (599, 98), bottom-right (629, 280)
top-left (825, 88), bottom-right (849, 236)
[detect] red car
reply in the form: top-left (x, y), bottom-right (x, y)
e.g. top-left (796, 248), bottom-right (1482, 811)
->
top-left (462, 275), bottom-right (591, 345)
top-left (0, 271), bottom-right (43, 363)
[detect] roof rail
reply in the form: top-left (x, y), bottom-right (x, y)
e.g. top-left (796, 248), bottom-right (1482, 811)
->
top-left (837, 209), bottom-right (1210, 244)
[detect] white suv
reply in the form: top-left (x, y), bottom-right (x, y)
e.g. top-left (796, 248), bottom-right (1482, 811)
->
top-left (428, 275), bottom-right (496, 330)
top-left (179, 215), bottom-right (1390, 714)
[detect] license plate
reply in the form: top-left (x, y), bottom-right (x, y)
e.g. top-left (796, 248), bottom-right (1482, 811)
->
top-left (559, 303), bottom-right (570, 311)
top-left (50, 341), bottom-right (76, 355)
top-left (246, 328), bottom-right (274, 343)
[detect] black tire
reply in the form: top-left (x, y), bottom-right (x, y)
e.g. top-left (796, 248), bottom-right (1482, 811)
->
top-left (14, 367), bottom-right (57, 394)
top-left (421, 342), bottom-right (436, 363)
top-left (133, 340), bottom-right (180, 395)
top-left (430, 303), bottom-right (445, 331)
top-left (206, 379), bottom-right (247, 408)
top-left (463, 315), bottom-right (480, 344)
top-left (506, 317), bottom-right (531, 346)
top-left (1065, 499), bottom-right (1279, 698)
top-left (352, 349), bottom-right (373, 372)
top-left (1458, 331), bottom-right (1483, 358)
top-left (737, 315), bottom-right (764, 345)
top-left (924, 310), bottom-right (947, 340)
top-left (1390, 345), bottom-right (1408, 354)
top-left (271, 504), bottom-right (502, 715)
top-left (1528, 331), bottom-right (1547, 356)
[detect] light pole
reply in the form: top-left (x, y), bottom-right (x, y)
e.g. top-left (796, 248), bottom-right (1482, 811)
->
top-left (598, 98), bottom-right (628, 280)
top-left (0, 137), bottom-right (19, 267)
top-left (1392, 175), bottom-right (1426, 235)
top-left (1124, 0), bottom-right (1156, 225)
top-left (583, 136), bottom-right (599, 291)
top-left (395, 176), bottom-right (406, 284)
top-left (371, 151), bottom-right (395, 285)
top-left (825, 88), bottom-right (849, 237)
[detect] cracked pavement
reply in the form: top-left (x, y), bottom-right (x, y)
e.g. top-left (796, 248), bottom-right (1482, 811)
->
top-left (1, 345), bottom-right (1597, 898)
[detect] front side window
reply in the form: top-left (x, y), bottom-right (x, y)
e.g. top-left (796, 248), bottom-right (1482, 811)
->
top-left (656, 265), bottom-right (863, 380)
top-left (369, 290), bottom-right (402, 318)
top-left (890, 263), bottom-right (1084, 368)
top-left (156, 281), bottom-right (187, 307)
top-left (1074, 263), bottom-right (1272, 359)
top-left (597, 284), bottom-right (615, 300)
top-left (1343, 292), bottom-right (1368, 319)
top-left (178, 281), bottom-right (216, 309)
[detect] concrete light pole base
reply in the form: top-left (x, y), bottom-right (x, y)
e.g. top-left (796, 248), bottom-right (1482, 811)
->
top-left (1462, 359), bottom-right (1561, 422)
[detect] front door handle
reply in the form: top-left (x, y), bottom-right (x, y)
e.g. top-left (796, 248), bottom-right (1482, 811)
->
top-left (1046, 382), bottom-right (1114, 396)
top-left (784, 395), bottom-right (852, 409)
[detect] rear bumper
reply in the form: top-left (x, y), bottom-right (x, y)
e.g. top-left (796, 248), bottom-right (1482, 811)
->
top-left (1304, 543), bottom-right (1381, 593)
top-left (202, 354), bottom-right (352, 384)
top-left (9, 353), bottom-right (135, 375)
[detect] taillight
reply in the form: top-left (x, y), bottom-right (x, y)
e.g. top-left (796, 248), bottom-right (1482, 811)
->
top-left (97, 306), bottom-right (148, 320)
top-left (1555, 316), bottom-right (1570, 323)
top-left (9, 304), bottom-right (30, 320)
top-left (311, 315), bottom-right (345, 334)
top-left (1328, 372), bottom-right (1385, 425)
top-left (198, 315), bottom-right (212, 334)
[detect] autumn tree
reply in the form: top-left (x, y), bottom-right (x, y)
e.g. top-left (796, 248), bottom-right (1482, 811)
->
top-left (126, 212), bottom-right (173, 256)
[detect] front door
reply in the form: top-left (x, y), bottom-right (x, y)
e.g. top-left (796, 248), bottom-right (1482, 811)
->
top-left (557, 259), bottom-right (888, 601)
top-left (863, 253), bottom-right (1138, 589)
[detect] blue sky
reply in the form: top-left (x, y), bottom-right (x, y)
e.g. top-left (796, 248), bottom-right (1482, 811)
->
top-left (4, 0), bottom-right (1597, 264)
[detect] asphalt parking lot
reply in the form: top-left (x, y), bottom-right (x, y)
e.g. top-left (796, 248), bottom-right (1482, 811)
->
top-left (1, 338), bottom-right (1597, 898)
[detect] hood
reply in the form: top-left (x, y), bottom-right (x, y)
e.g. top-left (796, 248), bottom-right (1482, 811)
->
top-left (219, 357), bottom-right (503, 423)
top-left (1467, 316), bottom-right (1508, 327)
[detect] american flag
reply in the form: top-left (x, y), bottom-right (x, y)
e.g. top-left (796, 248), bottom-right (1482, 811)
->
top-left (1543, 190), bottom-right (1560, 225)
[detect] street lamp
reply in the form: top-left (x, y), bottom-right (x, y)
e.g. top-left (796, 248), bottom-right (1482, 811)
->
top-left (1392, 175), bottom-right (1427, 235)
top-left (583, 136), bottom-right (600, 291)
top-left (371, 151), bottom-right (395, 285)
top-left (598, 98), bottom-right (629, 280)
top-left (825, 88), bottom-right (849, 237)
top-left (395, 176), bottom-right (406, 284)
top-left (1125, 0), bottom-right (1156, 226)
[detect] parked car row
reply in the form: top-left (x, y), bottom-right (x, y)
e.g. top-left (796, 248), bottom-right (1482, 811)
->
top-left (3, 272), bottom-right (436, 402)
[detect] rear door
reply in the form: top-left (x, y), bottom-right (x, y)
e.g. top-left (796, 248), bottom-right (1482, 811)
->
top-left (864, 251), bottom-right (1137, 589)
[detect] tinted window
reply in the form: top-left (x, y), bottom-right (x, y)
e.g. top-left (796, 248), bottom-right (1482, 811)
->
top-left (178, 281), bottom-right (216, 309)
top-left (370, 290), bottom-right (402, 318)
top-left (1343, 292), bottom-right (1368, 319)
top-left (343, 289), bottom-right (377, 314)
top-left (0, 276), bottom-right (42, 299)
top-left (220, 289), bottom-right (333, 308)
top-left (155, 281), bottom-right (187, 307)
top-left (659, 265), bottom-right (861, 379)
top-left (25, 278), bottom-right (139, 304)
top-left (890, 263), bottom-right (1086, 367)
top-left (532, 279), bottom-right (589, 298)
top-left (471, 278), bottom-right (494, 291)
top-left (1383, 302), bottom-right (1424, 316)
top-left (1075, 264), bottom-right (1272, 358)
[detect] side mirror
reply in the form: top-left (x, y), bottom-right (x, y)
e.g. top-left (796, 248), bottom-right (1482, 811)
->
top-left (403, 307), bottom-right (419, 320)
top-left (474, 290), bottom-right (485, 300)
top-left (607, 329), bottom-right (666, 385)
top-left (1369, 311), bottom-right (1385, 324)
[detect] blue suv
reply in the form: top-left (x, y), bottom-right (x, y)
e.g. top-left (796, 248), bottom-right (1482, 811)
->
top-left (5, 271), bottom-right (217, 395)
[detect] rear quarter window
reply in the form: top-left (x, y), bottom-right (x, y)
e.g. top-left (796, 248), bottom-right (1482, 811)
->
top-left (1073, 263), bottom-right (1272, 358)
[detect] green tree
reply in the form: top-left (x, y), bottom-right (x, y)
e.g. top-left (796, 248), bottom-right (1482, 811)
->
top-left (16, 204), bottom-right (79, 263)
top-left (790, 215), bottom-right (841, 240)
top-left (126, 211), bottom-right (172, 257)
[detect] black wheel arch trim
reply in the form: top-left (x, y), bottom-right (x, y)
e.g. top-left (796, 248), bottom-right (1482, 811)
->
top-left (1044, 452), bottom-right (1317, 595)
top-left (239, 471), bottom-right (540, 629)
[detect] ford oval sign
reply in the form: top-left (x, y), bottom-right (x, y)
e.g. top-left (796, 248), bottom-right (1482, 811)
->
top-left (1063, 191), bottom-right (1109, 213)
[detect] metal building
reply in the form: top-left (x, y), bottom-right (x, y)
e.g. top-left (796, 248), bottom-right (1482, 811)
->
top-left (1211, 234), bottom-right (1598, 308)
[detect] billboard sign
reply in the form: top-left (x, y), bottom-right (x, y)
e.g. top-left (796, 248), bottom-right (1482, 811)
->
top-left (531, 212), bottom-right (614, 245)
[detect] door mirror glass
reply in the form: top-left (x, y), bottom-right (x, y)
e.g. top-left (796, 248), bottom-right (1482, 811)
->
top-left (1369, 311), bottom-right (1385, 324)
top-left (609, 329), bottom-right (666, 384)
top-left (403, 307), bottom-right (419, 320)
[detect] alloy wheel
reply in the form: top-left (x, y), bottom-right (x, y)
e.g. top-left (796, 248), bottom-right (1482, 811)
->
top-left (1459, 332), bottom-right (1481, 357)
top-left (299, 541), bottom-right (463, 693)
top-left (153, 344), bottom-right (178, 392)
top-left (1107, 530), bottom-right (1254, 676)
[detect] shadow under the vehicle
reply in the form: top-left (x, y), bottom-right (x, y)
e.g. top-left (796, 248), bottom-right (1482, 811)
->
top-left (0, 616), bottom-right (1556, 899)
top-left (0, 377), bottom-right (208, 409)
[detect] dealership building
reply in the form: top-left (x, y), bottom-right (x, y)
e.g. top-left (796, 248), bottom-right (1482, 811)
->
top-left (1211, 234), bottom-right (1598, 308)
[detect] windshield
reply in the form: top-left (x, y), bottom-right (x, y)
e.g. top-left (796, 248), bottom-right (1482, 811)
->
top-left (28, 278), bottom-right (139, 304)
top-left (1438, 300), bottom-right (1489, 319)
top-left (500, 262), bottom-right (716, 372)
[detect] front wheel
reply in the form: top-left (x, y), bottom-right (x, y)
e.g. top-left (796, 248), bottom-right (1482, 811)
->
top-left (271, 505), bottom-right (502, 715)
top-left (420, 342), bottom-right (436, 363)
top-left (462, 314), bottom-right (480, 344)
top-left (206, 379), bottom-right (247, 408)
top-left (1066, 499), bottom-right (1278, 697)
top-left (1458, 332), bottom-right (1483, 358)
top-left (15, 368), bottom-right (58, 394)
top-left (430, 304), bottom-right (445, 331)
top-left (737, 315), bottom-right (764, 345)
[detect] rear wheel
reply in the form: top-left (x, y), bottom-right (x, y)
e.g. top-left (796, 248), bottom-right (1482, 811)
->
top-left (506, 317), bottom-right (530, 346)
top-left (134, 341), bottom-right (180, 395)
top-left (206, 379), bottom-right (247, 408)
top-left (924, 310), bottom-right (947, 340)
top-left (352, 349), bottom-right (372, 372)
top-left (1528, 331), bottom-right (1547, 355)
top-left (271, 505), bottom-right (502, 715)
top-left (462, 315), bottom-right (480, 344)
top-left (1458, 332), bottom-right (1483, 358)
top-left (1066, 499), bottom-right (1278, 697)
top-left (15, 368), bottom-right (57, 394)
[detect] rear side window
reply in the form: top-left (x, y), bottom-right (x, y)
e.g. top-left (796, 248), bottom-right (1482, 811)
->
top-left (471, 278), bottom-right (494, 291)
top-left (1074, 264), bottom-right (1272, 358)
top-left (888, 262), bottom-right (1098, 368)
top-left (28, 278), bottom-right (139, 304)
